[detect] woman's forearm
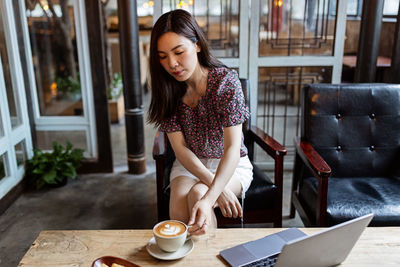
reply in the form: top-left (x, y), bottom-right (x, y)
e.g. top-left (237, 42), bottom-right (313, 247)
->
top-left (201, 124), bottom-right (243, 204)
top-left (167, 132), bottom-right (214, 186)
top-left (174, 146), bottom-right (214, 186)
top-left (203, 146), bottom-right (240, 204)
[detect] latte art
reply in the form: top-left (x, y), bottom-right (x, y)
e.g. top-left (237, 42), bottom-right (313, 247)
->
top-left (154, 220), bottom-right (186, 237)
top-left (160, 224), bottom-right (180, 235)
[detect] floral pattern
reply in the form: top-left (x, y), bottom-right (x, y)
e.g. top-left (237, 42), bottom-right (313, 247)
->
top-left (160, 68), bottom-right (250, 158)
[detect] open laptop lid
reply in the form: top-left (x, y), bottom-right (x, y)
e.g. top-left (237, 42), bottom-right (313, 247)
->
top-left (275, 213), bottom-right (374, 267)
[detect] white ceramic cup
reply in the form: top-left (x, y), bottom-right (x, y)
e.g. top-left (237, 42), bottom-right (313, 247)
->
top-left (153, 220), bottom-right (189, 252)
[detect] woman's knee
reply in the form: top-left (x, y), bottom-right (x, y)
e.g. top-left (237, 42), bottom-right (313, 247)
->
top-left (169, 176), bottom-right (197, 221)
top-left (187, 183), bottom-right (208, 204)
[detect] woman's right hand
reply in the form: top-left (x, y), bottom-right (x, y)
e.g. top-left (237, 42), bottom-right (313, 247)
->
top-left (188, 198), bottom-right (214, 235)
top-left (216, 188), bottom-right (242, 218)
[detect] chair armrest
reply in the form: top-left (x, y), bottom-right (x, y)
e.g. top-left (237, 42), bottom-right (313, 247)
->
top-left (153, 130), bottom-right (170, 221)
top-left (294, 137), bottom-right (331, 179)
top-left (294, 137), bottom-right (332, 225)
top-left (153, 130), bottom-right (166, 160)
top-left (248, 125), bottom-right (285, 227)
top-left (249, 125), bottom-right (287, 159)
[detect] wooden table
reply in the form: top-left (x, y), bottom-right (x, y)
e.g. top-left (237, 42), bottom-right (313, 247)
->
top-left (342, 55), bottom-right (392, 68)
top-left (342, 55), bottom-right (391, 82)
top-left (18, 228), bottom-right (400, 266)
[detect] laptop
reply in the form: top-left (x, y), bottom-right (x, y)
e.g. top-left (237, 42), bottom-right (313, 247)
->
top-left (220, 213), bottom-right (373, 267)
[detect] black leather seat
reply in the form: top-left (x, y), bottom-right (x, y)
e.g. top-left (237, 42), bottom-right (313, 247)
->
top-left (153, 79), bottom-right (287, 227)
top-left (290, 83), bottom-right (400, 226)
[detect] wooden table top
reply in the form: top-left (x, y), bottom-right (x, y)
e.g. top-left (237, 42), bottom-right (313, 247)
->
top-left (342, 55), bottom-right (392, 68)
top-left (19, 227), bottom-right (400, 266)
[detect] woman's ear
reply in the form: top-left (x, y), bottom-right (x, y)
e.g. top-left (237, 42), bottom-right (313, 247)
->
top-left (195, 42), bottom-right (201, 53)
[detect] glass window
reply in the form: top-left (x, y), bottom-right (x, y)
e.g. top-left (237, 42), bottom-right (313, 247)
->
top-left (259, 0), bottom-right (337, 57)
top-left (383, 0), bottom-right (399, 16)
top-left (36, 130), bottom-right (87, 151)
top-left (14, 141), bottom-right (27, 168)
top-left (0, 2), bottom-right (22, 129)
top-left (25, 0), bottom-right (83, 116)
top-left (347, 0), bottom-right (399, 17)
top-left (0, 153), bottom-right (8, 180)
top-left (106, 0), bottom-right (152, 86)
top-left (347, 0), bottom-right (359, 16)
top-left (256, 66), bottom-right (332, 162)
top-left (137, 0), bottom-right (154, 17)
top-left (161, 0), bottom-right (240, 58)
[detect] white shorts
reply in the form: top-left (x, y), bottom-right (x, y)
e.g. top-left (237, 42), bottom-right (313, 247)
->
top-left (169, 156), bottom-right (254, 195)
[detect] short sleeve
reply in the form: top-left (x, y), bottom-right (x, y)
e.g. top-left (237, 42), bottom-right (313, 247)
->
top-left (219, 71), bottom-right (250, 127)
top-left (159, 114), bottom-right (182, 133)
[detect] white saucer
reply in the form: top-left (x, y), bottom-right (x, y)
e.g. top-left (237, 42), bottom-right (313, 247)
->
top-left (146, 237), bottom-right (194, 260)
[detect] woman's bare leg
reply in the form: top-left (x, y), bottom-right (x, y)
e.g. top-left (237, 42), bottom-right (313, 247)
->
top-left (169, 176), bottom-right (198, 223)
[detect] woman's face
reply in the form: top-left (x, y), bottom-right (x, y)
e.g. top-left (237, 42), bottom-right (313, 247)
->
top-left (157, 32), bottom-right (200, 82)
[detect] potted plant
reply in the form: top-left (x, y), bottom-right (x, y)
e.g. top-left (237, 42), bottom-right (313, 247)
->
top-left (108, 72), bottom-right (124, 123)
top-left (25, 141), bottom-right (84, 189)
top-left (55, 72), bottom-right (82, 101)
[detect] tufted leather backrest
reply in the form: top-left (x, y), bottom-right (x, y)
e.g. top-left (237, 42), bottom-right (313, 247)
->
top-left (302, 84), bottom-right (400, 177)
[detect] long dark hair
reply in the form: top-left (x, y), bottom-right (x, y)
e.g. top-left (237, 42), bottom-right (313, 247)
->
top-left (147, 9), bottom-right (225, 127)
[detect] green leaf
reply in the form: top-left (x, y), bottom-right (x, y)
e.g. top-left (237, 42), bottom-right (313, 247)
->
top-left (66, 140), bottom-right (72, 151)
top-left (43, 169), bottom-right (57, 184)
top-left (70, 168), bottom-right (77, 179)
top-left (32, 167), bottom-right (44, 175)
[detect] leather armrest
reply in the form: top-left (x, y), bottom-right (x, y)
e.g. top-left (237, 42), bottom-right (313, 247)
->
top-left (295, 137), bottom-right (331, 179)
top-left (249, 125), bottom-right (287, 159)
top-left (153, 130), bottom-right (166, 160)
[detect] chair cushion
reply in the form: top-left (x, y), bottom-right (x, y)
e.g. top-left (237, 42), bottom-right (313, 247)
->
top-left (241, 164), bottom-right (277, 211)
top-left (299, 176), bottom-right (400, 226)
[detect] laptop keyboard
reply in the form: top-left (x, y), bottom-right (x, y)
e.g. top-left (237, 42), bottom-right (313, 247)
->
top-left (242, 254), bottom-right (279, 267)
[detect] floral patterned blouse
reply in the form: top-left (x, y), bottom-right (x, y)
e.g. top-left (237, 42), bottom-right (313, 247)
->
top-left (159, 67), bottom-right (250, 159)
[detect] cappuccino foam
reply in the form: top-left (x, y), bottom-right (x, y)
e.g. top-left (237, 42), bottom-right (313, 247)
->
top-left (155, 221), bottom-right (186, 237)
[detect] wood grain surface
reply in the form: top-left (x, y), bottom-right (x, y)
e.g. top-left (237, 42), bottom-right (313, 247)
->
top-left (18, 228), bottom-right (400, 266)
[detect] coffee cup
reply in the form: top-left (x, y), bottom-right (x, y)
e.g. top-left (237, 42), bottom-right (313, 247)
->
top-left (153, 220), bottom-right (189, 252)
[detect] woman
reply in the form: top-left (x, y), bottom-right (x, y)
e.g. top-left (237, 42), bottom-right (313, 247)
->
top-left (148, 9), bottom-right (253, 236)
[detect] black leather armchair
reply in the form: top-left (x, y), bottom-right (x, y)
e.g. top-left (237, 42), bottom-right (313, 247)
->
top-left (153, 79), bottom-right (287, 227)
top-left (290, 83), bottom-right (400, 226)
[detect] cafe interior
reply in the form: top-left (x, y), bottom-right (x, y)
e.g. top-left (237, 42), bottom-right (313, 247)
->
top-left (1, 0), bottom-right (400, 266)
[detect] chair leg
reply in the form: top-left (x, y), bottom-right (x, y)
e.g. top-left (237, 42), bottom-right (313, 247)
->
top-left (274, 155), bottom-right (284, 227)
top-left (290, 200), bottom-right (296, 218)
top-left (273, 213), bottom-right (282, 228)
top-left (158, 195), bottom-right (170, 222)
top-left (290, 153), bottom-right (302, 218)
top-left (316, 177), bottom-right (328, 226)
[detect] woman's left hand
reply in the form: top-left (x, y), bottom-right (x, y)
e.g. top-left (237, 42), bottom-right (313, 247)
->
top-left (188, 198), bottom-right (213, 235)
top-left (217, 188), bottom-right (242, 218)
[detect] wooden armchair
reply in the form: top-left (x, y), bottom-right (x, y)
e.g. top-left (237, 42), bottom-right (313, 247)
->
top-left (290, 83), bottom-right (400, 226)
top-left (153, 79), bottom-right (287, 227)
